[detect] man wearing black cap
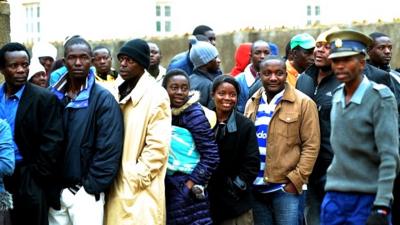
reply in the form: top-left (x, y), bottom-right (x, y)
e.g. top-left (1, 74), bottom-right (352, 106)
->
top-left (104, 39), bottom-right (171, 225)
top-left (321, 29), bottom-right (399, 225)
top-left (48, 37), bottom-right (123, 225)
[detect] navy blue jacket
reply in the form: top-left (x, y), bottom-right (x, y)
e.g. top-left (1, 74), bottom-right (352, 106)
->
top-left (59, 83), bottom-right (123, 194)
top-left (167, 51), bottom-right (194, 76)
top-left (190, 69), bottom-right (219, 109)
top-left (166, 95), bottom-right (218, 225)
top-left (172, 101), bottom-right (219, 185)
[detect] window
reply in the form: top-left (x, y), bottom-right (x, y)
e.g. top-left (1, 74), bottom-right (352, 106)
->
top-left (23, 3), bottom-right (41, 43)
top-left (307, 5), bottom-right (311, 16)
top-left (165, 21), bottom-right (171, 32)
top-left (156, 5), bottom-right (161, 17)
top-left (156, 21), bottom-right (161, 32)
top-left (165, 6), bottom-right (171, 17)
top-left (315, 6), bottom-right (320, 16)
top-left (155, 4), bottom-right (172, 33)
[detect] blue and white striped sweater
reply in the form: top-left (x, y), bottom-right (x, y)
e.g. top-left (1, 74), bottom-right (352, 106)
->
top-left (253, 91), bottom-right (285, 193)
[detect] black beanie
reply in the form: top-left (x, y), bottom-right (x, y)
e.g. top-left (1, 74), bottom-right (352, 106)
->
top-left (118, 39), bottom-right (150, 69)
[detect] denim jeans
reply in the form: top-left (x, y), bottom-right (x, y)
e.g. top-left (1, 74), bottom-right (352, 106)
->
top-left (252, 189), bottom-right (300, 225)
top-left (298, 189), bottom-right (306, 225)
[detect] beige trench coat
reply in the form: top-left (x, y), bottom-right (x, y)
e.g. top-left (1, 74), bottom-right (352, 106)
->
top-left (105, 73), bottom-right (171, 225)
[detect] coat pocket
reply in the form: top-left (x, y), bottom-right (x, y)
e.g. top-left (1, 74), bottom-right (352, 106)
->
top-left (277, 112), bottom-right (299, 138)
top-left (18, 167), bottom-right (43, 205)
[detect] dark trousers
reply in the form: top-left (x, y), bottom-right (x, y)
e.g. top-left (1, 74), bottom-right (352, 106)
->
top-left (392, 174), bottom-right (400, 225)
top-left (4, 165), bottom-right (48, 225)
top-left (0, 210), bottom-right (12, 225)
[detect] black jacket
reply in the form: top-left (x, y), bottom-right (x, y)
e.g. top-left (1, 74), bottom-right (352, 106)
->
top-left (8, 82), bottom-right (64, 225)
top-left (60, 83), bottom-right (123, 194)
top-left (189, 69), bottom-right (218, 109)
top-left (208, 111), bottom-right (259, 222)
top-left (367, 61), bottom-right (400, 153)
top-left (296, 65), bottom-right (340, 183)
top-left (364, 63), bottom-right (393, 89)
top-left (15, 83), bottom-right (64, 181)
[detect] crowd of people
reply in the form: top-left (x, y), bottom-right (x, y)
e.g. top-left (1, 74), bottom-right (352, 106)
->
top-left (0, 24), bottom-right (399, 225)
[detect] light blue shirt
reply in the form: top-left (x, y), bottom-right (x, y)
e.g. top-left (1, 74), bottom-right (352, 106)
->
top-left (0, 83), bottom-right (25, 162)
top-left (335, 75), bottom-right (370, 108)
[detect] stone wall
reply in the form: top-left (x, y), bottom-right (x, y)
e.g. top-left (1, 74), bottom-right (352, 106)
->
top-left (2, 20), bottom-right (400, 83)
top-left (0, 1), bottom-right (10, 82)
top-left (0, 1), bottom-right (9, 47)
top-left (82, 22), bottom-right (400, 73)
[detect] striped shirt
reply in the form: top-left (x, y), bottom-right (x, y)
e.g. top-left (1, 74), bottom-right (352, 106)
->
top-left (253, 90), bottom-right (285, 193)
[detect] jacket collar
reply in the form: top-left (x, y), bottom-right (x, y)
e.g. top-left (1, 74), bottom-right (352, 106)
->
top-left (302, 64), bottom-right (319, 81)
top-left (333, 75), bottom-right (370, 107)
top-left (281, 82), bottom-right (296, 102)
top-left (193, 68), bottom-right (217, 81)
top-left (243, 64), bottom-right (257, 87)
top-left (51, 67), bottom-right (95, 109)
top-left (171, 91), bottom-right (200, 116)
top-left (0, 83), bottom-right (25, 100)
top-left (367, 60), bottom-right (391, 73)
top-left (118, 72), bottom-right (155, 107)
top-left (251, 82), bottom-right (295, 103)
top-left (225, 110), bottom-right (237, 133)
top-left (15, 83), bottom-right (34, 126)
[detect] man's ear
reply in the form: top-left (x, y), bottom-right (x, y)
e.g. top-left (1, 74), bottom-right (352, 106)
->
top-left (366, 46), bottom-right (372, 55)
top-left (291, 49), bottom-right (297, 59)
top-left (358, 55), bottom-right (366, 70)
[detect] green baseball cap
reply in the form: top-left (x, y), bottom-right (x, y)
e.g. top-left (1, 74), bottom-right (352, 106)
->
top-left (290, 33), bottom-right (316, 50)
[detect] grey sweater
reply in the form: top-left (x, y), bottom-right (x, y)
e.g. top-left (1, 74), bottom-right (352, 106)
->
top-left (326, 78), bottom-right (400, 207)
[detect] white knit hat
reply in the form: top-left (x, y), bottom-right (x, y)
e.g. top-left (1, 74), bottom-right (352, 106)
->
top-left (28, 58), bottom-right (46, 81)
top-left (32, 42), bottom-right (57, 60)
top-left (189, 36), bottom-right (219, 70)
